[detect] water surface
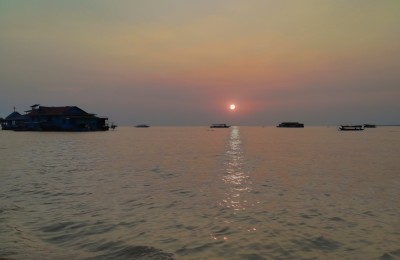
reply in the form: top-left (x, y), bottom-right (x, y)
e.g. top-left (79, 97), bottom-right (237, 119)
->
top-left (1, 127), bottom-right (399, 259)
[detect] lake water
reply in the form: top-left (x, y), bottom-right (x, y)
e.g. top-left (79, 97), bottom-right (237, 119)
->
top-left (0, 126), bottom-right (399, 259)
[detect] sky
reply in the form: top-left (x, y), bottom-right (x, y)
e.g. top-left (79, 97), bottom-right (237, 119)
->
top-left (1, 0), bottom-right (399, 126)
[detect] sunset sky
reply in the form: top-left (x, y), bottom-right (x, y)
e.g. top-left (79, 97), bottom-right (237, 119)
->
top-left (1, 0), bottom-right (399, 126)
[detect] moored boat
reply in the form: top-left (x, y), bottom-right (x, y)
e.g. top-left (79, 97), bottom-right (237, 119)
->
top-left (339, 125), bottom-right (364, 131)
top-left (277, 122), bottom-right (304, 128)
top-left (210, 124), bottom-right (230, 128)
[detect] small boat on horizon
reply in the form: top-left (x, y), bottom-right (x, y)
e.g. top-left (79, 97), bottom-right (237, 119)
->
top-left (363, 124), bottom-right (376, 128)
top-left (210, 124), bottom-right (230, 128)
top-left (277, 122), bottom-right (304, 128)
top-left (339, 125), bottom-right (364, 131)
top-left (135, 124), bottom-right (150, 128)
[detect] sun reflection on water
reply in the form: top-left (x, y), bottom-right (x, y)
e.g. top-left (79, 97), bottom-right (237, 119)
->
top-left (211, 126), bottom-right (259, 241)
top-left (220, 126), bottom-right (252, 211)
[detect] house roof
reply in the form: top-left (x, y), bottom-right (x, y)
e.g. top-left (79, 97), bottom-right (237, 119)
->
top-left (5, 111), bottom-right (26, 120)
top-left (27, 106), bottom-right (95, 117)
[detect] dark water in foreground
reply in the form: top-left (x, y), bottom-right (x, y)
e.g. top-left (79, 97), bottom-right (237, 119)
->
top-left (0, 126), bottom-right (399, 260)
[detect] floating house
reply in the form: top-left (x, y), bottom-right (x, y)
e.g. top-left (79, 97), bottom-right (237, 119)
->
top-left (1, 105), bottom-right (110, 131)
top-left (1, 111), bottom-right (28, 130)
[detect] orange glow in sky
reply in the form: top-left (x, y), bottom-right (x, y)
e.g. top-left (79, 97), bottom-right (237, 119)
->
top-left (0, 1), bottom-right (399, 125)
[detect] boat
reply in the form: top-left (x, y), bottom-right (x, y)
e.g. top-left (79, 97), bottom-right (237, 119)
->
top-left (210, 124), bottom-right (230, 128)
top-left (277, 122), bottom-right (304, 128)
top-left (135, 124), bottom-right (150, 128)
top-left (363, 124), bottom-right (376, 128)
top-left (339, 125), bottom-right (364, 131)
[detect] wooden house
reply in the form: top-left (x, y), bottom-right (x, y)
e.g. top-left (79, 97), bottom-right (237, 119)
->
top-left (2, 105), bottom-right (110, 131)
top-left (1, 111), bottom-right (28, 130)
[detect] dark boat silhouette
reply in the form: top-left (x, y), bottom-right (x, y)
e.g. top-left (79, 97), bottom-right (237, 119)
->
top-left (277, 122), bottom-right (304, 128)
top-left (210, 124), bottom-right (230, 128)
top-left (339, 125), bottom-right (364, 131)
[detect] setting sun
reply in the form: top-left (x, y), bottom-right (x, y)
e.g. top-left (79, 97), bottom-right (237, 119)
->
top-left (229, 104), bottom-right (236, 110)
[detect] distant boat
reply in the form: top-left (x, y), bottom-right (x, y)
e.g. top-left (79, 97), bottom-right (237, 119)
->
top-left (339, 125), bottom-right (364, 131)
top-left (363, 124), bottom-right (376, 128)
top-left (277, 122), bottom-right (304, 128)
top-left (210, 124), bottom-right (230, 128)
top-left (136, 124), bottom-right (150, 128)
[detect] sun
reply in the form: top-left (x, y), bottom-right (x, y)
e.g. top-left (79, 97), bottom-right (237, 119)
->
top-left (229, 104), bottom-right (236, 111)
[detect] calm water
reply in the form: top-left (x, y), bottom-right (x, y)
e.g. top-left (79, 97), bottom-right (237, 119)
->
top-left (0, 126), bottom-right (399, 259)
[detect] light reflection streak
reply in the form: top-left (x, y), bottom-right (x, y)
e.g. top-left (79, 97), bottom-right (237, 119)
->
top-left (211, 127), bottom-right (258, 241)
top-left (212, 126), bottom-right (259, 241)
top-left (220, 126), bottom-right (252, 211)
